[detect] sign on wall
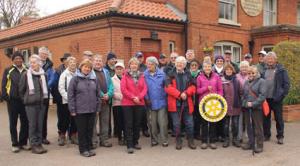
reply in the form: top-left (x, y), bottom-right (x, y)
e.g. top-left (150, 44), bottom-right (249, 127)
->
top-left (241, 0), bottom-right (263, 17)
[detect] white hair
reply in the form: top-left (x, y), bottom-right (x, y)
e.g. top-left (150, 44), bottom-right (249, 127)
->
top-left (146, 56), bottom-right (159, 66)
top-left (29, 54), bottom-right (42, 66)
top-left (38, 46), bottom-right (49, 55)
top-left (175, 56), bottom-right (187, 66)
top-left (239, 60), bottom-right (250, 68)
top-left (265, 51), bottom-right (277, 59)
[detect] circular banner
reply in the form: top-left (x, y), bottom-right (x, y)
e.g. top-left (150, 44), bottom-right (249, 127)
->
top-left (199, 93), bottom-right (227, 122)
top-left (241, 0), bottom-right (263, 17)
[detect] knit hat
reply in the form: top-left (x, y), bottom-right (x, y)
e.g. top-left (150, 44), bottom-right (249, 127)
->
top-left (214, 55), bottom-right (224, 63)
top-left (60, 53), bottom-right (71, 62)
top-left (135, 51), bottom-right (143, 58)
top-left (11, 51), bottom-right (24, 61)
top-left (107, 52), bottom-right (117, 61)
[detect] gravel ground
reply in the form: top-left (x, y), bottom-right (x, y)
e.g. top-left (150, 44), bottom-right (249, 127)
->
top-left (0, 103), bottom-right (299, 166)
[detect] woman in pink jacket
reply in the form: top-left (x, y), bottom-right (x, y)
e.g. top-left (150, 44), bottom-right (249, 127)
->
top-left (197, 61), bottom-right (223, 150)
top-left (121, 57), bottom-right (147, 154)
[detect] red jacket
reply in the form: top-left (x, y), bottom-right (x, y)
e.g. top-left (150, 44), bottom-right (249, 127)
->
top-left (121, 71), bottom-right (147, 106)
top-left (165, 78), bottom-right (196, 114)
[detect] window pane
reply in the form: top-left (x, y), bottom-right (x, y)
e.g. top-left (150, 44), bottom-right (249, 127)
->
top-left (219, 3), bottom-right (225, 18)
top-left (233, 47), bottom-right (240, 63)
top-left (214, 46), bottom-right (222, 56)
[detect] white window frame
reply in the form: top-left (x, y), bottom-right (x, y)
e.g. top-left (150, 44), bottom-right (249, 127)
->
top-left (262, 45), bottom-right (274, 53)
top-left (263, 0), bottom-right (277, 26)
top-left (21, 49), bottom-right (30, 66)
top-left (214, 41), bottom-right (242, 63)
top-left (218, 0), bottom-right (240, 26)
top-left (169, 41), bottom-right (175, 54)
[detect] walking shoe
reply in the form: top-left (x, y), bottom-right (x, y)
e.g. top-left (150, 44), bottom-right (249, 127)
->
top-left (200, 143), bottom-right (208, 149)
top-left (133, 144), bottom-right (142, 150)
top-left (11, 146), bottom-right (20, 153)
top-left (37, 145), bottom-right (47, 154)
top-left (20, 145), bottom-right (31, 151)
top-left (70, 134), bottom-right (79, 145)
top-left (162, 142), bottom-right (169, 147)
top-left (232, 139), bottom-right (241, 147)
top-left (31, 145), bottom-right (43, 154)
top-left (151, 140), bottom-right (158, 146)
top-left (42, 139), bottom-right (50, 145)
top-left (143, 130), bottom-right (150, 137)
top-left (100, 141), bottom-right (112, 147)
top-left (194, 135), bottom-right (201, 141)
top-left (88, 150), bottom-right (96, 156)
top-left (277, 138), bottom-right (284, 145)
top-left (242, 143), bottom-right (251, 150)
top-left (188, 138), bottom-right (196, 150)
top-left (209, 143), bottom-right (217, 150)
top-left (58, 134), bottom-right (66, 146)
top-left (127, 148), bottom-right (134, 154)
top-left (176, 139), bottom-right (182, 150)
top-left (223, 139), bottom-right (230, 148)
top-left (80, 151), bottom-right (90, 157)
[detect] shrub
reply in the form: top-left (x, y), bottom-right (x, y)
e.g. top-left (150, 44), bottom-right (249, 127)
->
top-left (273, 41), bottom-right (300, 105)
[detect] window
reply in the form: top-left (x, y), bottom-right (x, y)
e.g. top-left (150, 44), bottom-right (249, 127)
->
top-left (214, 41), bottom-right (242, 63)
top-left (169, 41), bottom-right (175, 54)
top-left (262, 45), bottom-right (274, 53)
top-left (263, 0), bottom-right (277, 26)
top-left (21, 49), bottom-right (31, 66)
top-left (218, 0), bottom-right (238, 25)
top-left (297, 3), bottom-right (300, 25)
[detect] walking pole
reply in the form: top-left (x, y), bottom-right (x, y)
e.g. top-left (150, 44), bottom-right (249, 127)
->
top-left (148, 108), bottom-right (153, 147)
top-left (249, 108), bottom-right (255, 156)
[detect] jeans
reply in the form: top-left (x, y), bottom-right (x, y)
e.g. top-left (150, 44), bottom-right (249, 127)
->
top-left (264, 99), bottom-right (284, 139)
top-left (123, 106), bottom-right (144, 148)
top-left (223, 115), bottom-right (239, 141)
top-left (149, 107), bottom-right (168, 143)
top-left (25, 104), bottom-right (45, 146)
top-left (75, 113), bottom-right (96, 153)
top-left (7, 99), bottom-right (28, 147)
top-left (170, 107), bottom-right (194, 139)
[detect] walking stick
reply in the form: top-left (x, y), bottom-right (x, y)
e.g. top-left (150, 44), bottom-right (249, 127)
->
top-left (148, 108), bottom-right (154, 147)
top-left (175, 100), bottom-right (185, 143)
top-left (249, 108), bottom-right (255, 156)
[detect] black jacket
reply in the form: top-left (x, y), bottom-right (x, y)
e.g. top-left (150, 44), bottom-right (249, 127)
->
top-left (262, 63), bottom-right (290, 102)
top-left (51, 64), bottom-right (66, 104)
top-left (1, 65), bottom-right (27, 101)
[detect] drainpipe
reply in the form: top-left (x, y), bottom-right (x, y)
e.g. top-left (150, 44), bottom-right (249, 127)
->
top-left (107, 17), bottom-right (113, 52)
top-left (184, 0), bottom-right (188, 52)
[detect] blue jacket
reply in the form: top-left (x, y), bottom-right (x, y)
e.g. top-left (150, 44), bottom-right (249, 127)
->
top-left (144, 68), bottom-right (167, 110)
top-left (262, 64), bottom-right (290, 102)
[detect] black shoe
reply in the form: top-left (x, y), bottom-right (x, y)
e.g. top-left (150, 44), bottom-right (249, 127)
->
top-left (127, 148), bottom-right (134, 154)
top-left (31, 145), bottom-right (43, 154)
top-left (80, 151), bottom-right (90, 157)
top-left (143, 130), bottom-right (150, 137)
top-left (42, 139), bottom-right (50, 145)
top-left (118, 139), bottom-right (125, 146)
top-left (254, 147), bottom-right (263, 153)
top-left (176, 139), bottom-right (182, 150)
top-left (188, 138), bottom-right (196, 150)
top-left (277, 138), bottom-right (284, 145)
top-left (162, 142), bottom-right (169, 147)
top-left (194, 135), bottom-right (201, 140)
top-left (232, 139), bottom-right (241, 148)
top-left (89, 150), bottom-right (96, 156)
top-left (37, 145), bottom-right (47, 154)
top-left (133, 144), bottom-right (142, 150)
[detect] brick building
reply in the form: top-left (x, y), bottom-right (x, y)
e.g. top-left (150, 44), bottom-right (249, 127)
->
top-left (0, 0), bottom-right (300, 78)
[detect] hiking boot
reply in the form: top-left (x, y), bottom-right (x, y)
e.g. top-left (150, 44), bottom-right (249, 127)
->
top-left (254, 147), bottom-right (263, 153)
top-left (100, 141), bottom-right (112, 147)
top-left (127, 148), bottom-right (134, 154)
top-left (80, 151), bottom-right (90, 157)
top-left (143, 130), bottom-right (150, 137)
top-left (188, 138), bottom-right (196, 150)
top-left (162, 142), bottom-right (169, 147)
top-left (151, 140), bottom-right (158, 147)
top-left (223, 139), bottom-right (230, 148)
top-left (37, 145), bottom-right (47, 154)
top-left (133, 144), bottom-right (141, 150)
top-left (31, 145), bottom-right (43, 154)
top-left (58, 134), bottom-right (66, 146)
top-left (20, 145), bottom-right (31, 151)
top-left (176, 138), bottom-right (182, 150)
top-left (11, 146), bottom-right (20, 153)
top-left (42, 139), bottom-right (50, 145)
top-left (70, 134), bottom-right (79, 145)
top-left (200, 143), bottom-right (208, 149)
top-left (232, 139), bottom-right (241, 147)
top-left (209, 143), bottom-right (217, 150)
top-left (277, 138), bottom-right (284, 145)
top-left (88, 150), bottom-right (96, 156)
top-left (242, 143), bottom-right (251, 150)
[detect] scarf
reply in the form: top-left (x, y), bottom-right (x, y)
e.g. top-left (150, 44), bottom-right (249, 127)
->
top-left (128, 70), bottom-right (140, 84)
top-left (27, 68), bottom-right (48, 98)
top-left (215, 66), bottom-right (223, 74)
top-left (190, 70), bottom-right (200, 78)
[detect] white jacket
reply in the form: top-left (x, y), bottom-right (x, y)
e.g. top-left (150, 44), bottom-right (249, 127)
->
top-left (112, 74), bottom-right (123, 106)
top-left (59, 69), bottom-right (75, 104)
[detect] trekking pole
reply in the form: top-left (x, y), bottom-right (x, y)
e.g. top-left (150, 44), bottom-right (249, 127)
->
top-left (148, 108), bottom-right (153, 147)
top-left (249, 108), bottom-right (255, 156)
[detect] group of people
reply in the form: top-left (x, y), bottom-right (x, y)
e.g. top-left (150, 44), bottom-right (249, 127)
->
top-left (1, 47), bottom-right (290, 157)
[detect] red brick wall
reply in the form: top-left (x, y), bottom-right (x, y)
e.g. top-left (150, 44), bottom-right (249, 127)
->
top-left (277, 0), bottom-right (298, 24)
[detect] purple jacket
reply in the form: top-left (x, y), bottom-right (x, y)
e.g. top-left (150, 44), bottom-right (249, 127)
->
top-left (68, 70), bottom-right (101, 114)
top-left (197, 72), bottom-right (223, 101)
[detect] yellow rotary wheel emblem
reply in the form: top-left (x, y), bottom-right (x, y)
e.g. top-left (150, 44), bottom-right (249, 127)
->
top-left (199, 93), bottom-right (227, 122)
